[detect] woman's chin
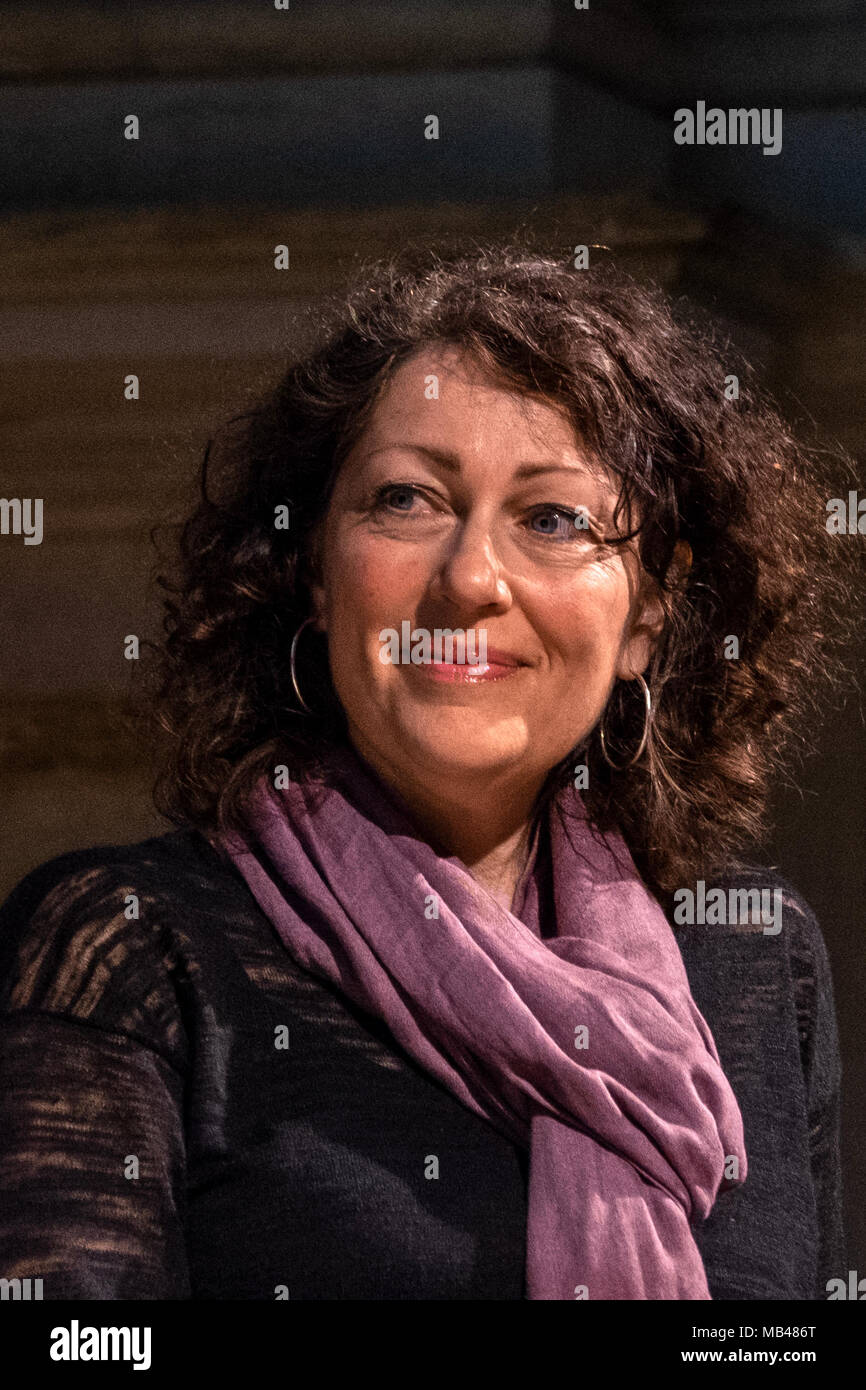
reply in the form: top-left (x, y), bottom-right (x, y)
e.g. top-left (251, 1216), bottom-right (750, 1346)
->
top-left (389, 709), bottom-right (534, 776)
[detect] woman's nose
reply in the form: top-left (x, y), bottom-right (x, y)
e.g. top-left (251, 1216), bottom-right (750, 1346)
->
top-left (433, 516), bottom-right (512, 610)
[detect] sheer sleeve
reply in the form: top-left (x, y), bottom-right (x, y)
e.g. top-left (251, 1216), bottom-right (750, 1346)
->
top-left (0, 855), bottom-right (191, 1299)
top-left (785, 889), bottom-right (847, 1298)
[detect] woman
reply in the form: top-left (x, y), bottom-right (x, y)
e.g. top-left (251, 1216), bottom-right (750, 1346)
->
top-left (0, 244), bottom-right (860, 1300)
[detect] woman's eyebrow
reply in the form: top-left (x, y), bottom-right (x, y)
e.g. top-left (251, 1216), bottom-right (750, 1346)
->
top-left (361, 443), bottom-right (592, 481)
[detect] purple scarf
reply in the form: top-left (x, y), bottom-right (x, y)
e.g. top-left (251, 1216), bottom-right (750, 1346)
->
top-left (217, 743), bottom-right (747, 1299)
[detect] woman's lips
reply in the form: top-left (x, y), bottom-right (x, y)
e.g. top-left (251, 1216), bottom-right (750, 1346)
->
top-left (411, 654), bottom-right (528, 683)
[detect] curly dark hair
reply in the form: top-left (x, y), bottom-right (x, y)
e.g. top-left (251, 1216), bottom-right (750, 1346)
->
top-left (137, 240), bottom-right (865, 905)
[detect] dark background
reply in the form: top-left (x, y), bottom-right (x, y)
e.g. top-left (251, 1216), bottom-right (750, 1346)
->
top-left (1, 0), bottom-right (864, 1275)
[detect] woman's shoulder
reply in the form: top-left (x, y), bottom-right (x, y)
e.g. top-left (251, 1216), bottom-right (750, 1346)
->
top-left (673, 861), bottom-right (830, 955)
top-left (0, 828), bottom-right (237, 1069)
top-left (1, 825), bottom-right (237, 918)
top-left (675, 861), bottom-right (841, 1104)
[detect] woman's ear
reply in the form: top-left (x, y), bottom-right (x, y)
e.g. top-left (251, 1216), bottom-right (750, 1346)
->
top-left (668, 539), bottom-right (693, 593)
top-left (617, 592), bottom-right (664, 681)
top-left (616, 540), bottom-right (692, 680)
top-left (301, 525), bottom-right (328, 633)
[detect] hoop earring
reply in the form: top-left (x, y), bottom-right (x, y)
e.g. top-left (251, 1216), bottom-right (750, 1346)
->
top-left (290, 616), bottom-right (318, 715)
top-left (598, 673), bottom-right (653, 771)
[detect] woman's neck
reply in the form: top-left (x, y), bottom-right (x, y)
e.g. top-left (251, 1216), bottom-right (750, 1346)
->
top-left (458, 819), bottom-right (536, 911)
top-left (346, 734), bottom-right (541, 910)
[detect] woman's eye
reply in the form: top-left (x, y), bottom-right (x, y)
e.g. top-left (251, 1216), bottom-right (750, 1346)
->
top-left (372, 483), bottom-right (425, 513)
top-left (527, 506), bottom-right (595, 540)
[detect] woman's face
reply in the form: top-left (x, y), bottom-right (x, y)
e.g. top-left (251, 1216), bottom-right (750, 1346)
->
top-left (309, 344), bottom-right (667, 799)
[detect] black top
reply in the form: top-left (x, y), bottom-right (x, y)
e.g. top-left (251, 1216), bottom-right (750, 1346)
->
top-left (0, 827), bottom-right (846, 1300)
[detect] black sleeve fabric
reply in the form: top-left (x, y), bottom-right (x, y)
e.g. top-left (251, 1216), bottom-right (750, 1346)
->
top-left (0, 856), bottom-right (191, 1299)
top-left (785, 889), bottom-right (847, 1297)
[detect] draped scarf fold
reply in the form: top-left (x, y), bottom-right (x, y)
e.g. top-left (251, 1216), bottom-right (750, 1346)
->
top-left (216, 743), bottom-right (747, 1300)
